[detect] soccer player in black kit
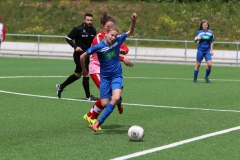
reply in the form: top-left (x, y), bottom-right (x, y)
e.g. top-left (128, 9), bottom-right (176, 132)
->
top-left (56, 13), bottom-right (98, 101)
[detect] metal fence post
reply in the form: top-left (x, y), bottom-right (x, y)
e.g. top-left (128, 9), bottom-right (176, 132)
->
top-left (184, 41), bottom-right (187, 64)
top-left (236, 42), bottom-right (239, 66)
top-left (37, 35), bottom-right (40, 58)
top-left (135, 39), bottom-right (138, 61)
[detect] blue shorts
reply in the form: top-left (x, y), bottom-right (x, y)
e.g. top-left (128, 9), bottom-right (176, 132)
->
top-left (100, 76), bottom-right (124, 99)
top-left (196, 50), bottom-right (212, 62)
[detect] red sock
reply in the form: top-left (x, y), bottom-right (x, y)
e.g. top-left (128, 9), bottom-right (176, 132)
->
top-left (87, 101), bottom-right (96, 117)
top-left (87, 107), bottom-right (93, 117)
top-left (91, 98), bottom-right (104, 119)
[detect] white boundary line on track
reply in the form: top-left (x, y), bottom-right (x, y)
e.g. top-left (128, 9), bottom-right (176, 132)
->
top-left (0, 76), bottom-right (240, 82)
top-left (0, 90), bottom-right (240, 113)
top-left (111, 126), bottom-right (240, 160)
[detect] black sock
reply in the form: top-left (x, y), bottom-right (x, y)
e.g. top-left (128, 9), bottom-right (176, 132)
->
top-left (61, 74), bottom-right (79, 89)
top-left (82, 77), bottom-right (90, 98)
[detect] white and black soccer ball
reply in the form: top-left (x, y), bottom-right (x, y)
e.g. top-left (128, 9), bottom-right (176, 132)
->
top-left (128, 125), bottom-right (144, 141)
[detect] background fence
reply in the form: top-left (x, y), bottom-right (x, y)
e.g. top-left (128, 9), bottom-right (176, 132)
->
top-left (0, 34), bottom-right (239, 66)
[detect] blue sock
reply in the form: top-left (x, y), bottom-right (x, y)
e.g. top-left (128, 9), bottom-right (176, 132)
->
top-left (194, 70), bottom-right (199, 79)
top-left (205, 69), bottom-right (211, 78)
top-left (98, 103), bottom-right (115, 124)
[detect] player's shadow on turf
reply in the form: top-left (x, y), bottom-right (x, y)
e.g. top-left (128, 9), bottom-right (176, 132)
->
top-left (97, 124), bottom-right (128, 135)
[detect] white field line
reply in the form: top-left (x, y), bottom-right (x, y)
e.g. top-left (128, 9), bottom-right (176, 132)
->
top-left (0, 76), bottom-right (66, 78)
top-left (125, 77), bottom-right (240, 82)
top-left (0, 76), bottom-right (240, 82)
top-left (0, 90), bottom-right (89, 102)
top-left (0, 90), bottom-right (240, 113)
top-left (1, 76), bottom-right (239, 159)
top-left (111, 126), bottom-right (240, 160)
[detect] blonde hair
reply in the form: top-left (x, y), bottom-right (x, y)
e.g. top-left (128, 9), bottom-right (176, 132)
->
top-left (106, 25), bottom-right (119, 33)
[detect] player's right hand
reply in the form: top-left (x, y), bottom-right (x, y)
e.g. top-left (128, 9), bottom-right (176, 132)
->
top-left (120, 49), bottom-right (127, 55)
top-left (75, 46), bottom-right (82, 52)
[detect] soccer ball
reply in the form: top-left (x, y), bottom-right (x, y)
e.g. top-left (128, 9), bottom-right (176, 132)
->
top-left (128, 125), bottom-right (144, 141)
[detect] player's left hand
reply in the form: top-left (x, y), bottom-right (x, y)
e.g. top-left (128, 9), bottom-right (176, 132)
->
top-left (210, 50), bottom-right (214, 56)
top-left (123, 58), bottom-right (134, 67)
top-left (132, 13), bottom-right (137, 21)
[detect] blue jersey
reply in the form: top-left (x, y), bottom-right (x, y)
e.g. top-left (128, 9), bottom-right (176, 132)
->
top-left (195, 30), bottom-right (214, 51)
top-left (86, 33), bottom-right (127, 78)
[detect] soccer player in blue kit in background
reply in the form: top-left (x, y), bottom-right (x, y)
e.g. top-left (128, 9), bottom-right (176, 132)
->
top-left (193, 20), bottom-right (214, 83)
top-left (80, 13), bottom-right (137, 132)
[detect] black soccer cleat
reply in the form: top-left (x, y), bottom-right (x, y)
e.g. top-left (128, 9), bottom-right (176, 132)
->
top-left (204, 77), bottom-right (210, 83)
top-left (86, 95), bottom-right (98, 101)
top-left (56, 84), bottom-right (62, 99)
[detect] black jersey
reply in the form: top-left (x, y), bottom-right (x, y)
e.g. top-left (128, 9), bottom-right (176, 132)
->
top-left (66, 23), bottom-right (96, 52)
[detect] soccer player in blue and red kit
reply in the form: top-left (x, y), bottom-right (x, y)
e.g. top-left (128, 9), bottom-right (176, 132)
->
top-left (193, 20), bottom-right (214, 83)
top-left (80, 13), bottom-right (137, 132)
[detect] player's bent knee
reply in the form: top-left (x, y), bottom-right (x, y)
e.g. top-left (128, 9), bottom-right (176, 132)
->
top-left (111, 96), bottom-right (120, 105)
top-left (75, 73), bottom-right (81, 78)
top-left (101, 100), bottom-right (109, 108)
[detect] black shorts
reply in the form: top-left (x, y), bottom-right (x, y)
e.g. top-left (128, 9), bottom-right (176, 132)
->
top-left (73, 51), bottom-right (89, 74)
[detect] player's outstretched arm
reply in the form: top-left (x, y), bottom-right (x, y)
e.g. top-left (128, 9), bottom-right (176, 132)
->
top-left (126, 13), bottom-right (137, 36)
